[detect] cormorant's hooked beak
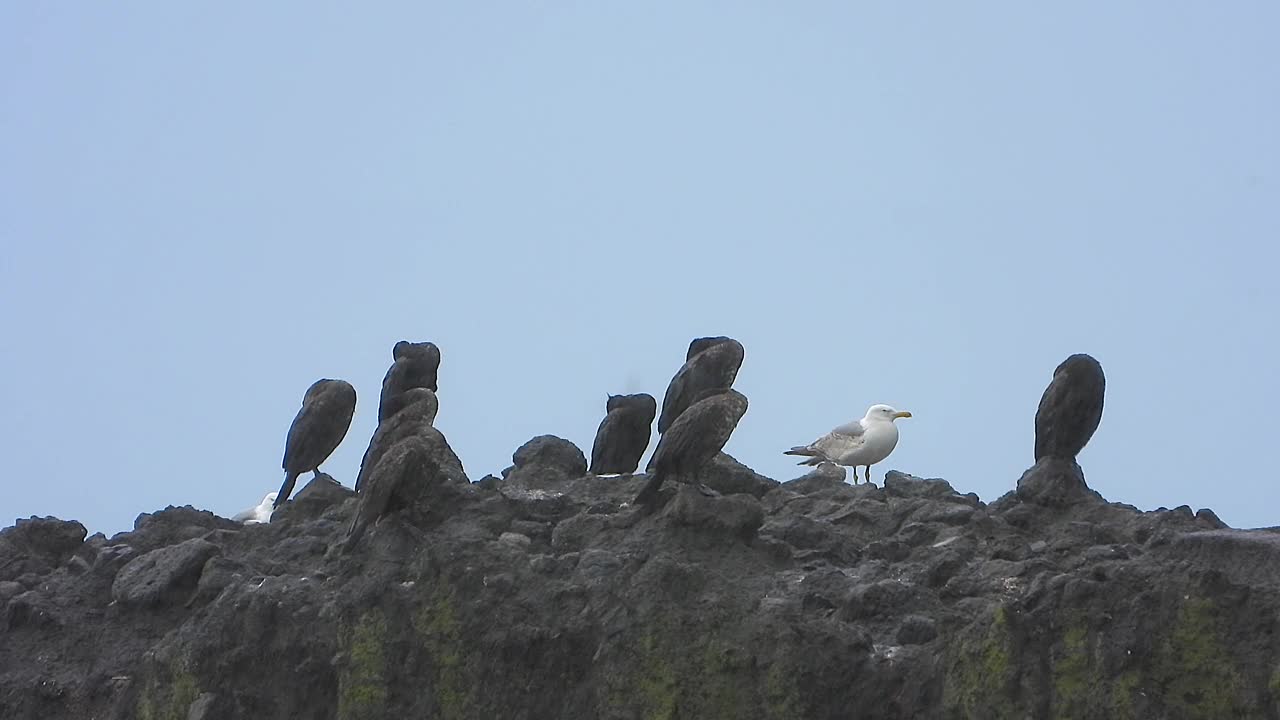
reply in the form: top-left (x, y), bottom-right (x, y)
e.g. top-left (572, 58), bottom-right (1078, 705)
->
top-left (893, 410), bottom-right (913, 419)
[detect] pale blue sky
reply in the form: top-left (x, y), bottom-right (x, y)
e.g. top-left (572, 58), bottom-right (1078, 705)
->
top-left (2, 4), bottom-right (1276, 535)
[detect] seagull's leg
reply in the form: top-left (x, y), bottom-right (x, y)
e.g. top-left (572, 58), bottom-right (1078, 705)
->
top-left (862, 466), bottom-right (870, 483)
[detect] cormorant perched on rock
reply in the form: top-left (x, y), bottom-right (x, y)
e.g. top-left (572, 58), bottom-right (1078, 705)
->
top-left (634, 388), bottom-right (749, 508)
top-left (785, 404), bottom-right (912, 484)
top-left (276, 379), bottom-right (357, 509)
top-left (343, 427), bottom-right (468, 551)
top-left (343, 436), bottom-right (431, 552)
top-left (685, 336), bottom-right (734, 361)
top-left (589, 393), bottom-right (657, 475)
top-left (657, 337), bottom-right (744, 435)
top-left (377, 340), bottom-right (441, 422)
top-left (355, 388), bottom-right (438, 492)
top-left (1034, 353), bottom-right (1105, 462)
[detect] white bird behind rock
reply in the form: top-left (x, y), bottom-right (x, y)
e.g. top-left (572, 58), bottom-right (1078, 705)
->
top-left (232, 492), bottom-right (278, 524)
top-left (785, 404), bottom-right (912, 484)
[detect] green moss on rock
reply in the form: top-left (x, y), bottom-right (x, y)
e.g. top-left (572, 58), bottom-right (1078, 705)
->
top-left (603, 614), bottom-right (757, 720)
top-left (136, 664), bottom-right (200, 720)
top-left (337, 611), bottom-right (389, 720)
top-left (413, 585), bottom-right (475, 720)
top-left (943, 605), bottom-right (1017, 719)
top-left (764, 661), bottom-right (801, 720)
top-left (632, 629), bottom-right (678, 720)
top-left (1151, 597), bottom-right (1249, 719)
top-left (1051, 619), bottom-right (1093, 718)
top-left (1111, 670), bottom-right (1140, 720)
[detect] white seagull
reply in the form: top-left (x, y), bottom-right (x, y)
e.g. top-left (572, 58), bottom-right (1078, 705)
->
top-left (232, 492), bottom-right (278, 524)
top-left (785, 404), bottom-right (913, 484)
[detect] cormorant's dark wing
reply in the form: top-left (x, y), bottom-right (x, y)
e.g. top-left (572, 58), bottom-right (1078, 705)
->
top-left (657, 356), bottom-right (722, 434)
top-left (651, 395), bottom-right (738, 474)
top-left (285, 380), bottom-right (357, 471)
top-left (1034, 370), bottom-right (1069, 459)
top-left (357, 398), bottom-right (442, 492)
top-left (357, 416), bottom-right (400, 493)
top-left (658, 340), bottom-right (744, 435)
top-left (589, 411), bottom-right (622, 474)
top-left (378, 362), bottom-right (410, 423)
top-left (656, 365), bottom-right (693, 435)
top-left (283, 392), bottom-right (327, 472)
top-left (1034, 356), bottom-right (1105, 461)
top-left (633, 393), bottom-right (658, 425)
top-left (345, 438), bottom-right (425, 552)
top-left (637, 392), bottom-right (746, 506)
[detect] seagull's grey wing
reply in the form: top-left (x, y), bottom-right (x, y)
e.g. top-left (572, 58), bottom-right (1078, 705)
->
top-left (813, 429), bottom-right (867, 462)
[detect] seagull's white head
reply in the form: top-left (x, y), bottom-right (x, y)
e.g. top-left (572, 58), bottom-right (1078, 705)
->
top-left (865, 404), bottom-right (913, 423)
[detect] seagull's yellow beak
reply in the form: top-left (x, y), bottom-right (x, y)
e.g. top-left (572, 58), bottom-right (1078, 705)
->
top-left (893, 410), bottom-right (913, 419)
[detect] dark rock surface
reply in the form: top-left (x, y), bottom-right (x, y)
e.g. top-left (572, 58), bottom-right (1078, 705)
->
top-left (3, 447), bottom-right (1280, 720)
top-left (110, 538), bottom-right (220, 608)
top-left (505, 435), bottom-right (587, 483)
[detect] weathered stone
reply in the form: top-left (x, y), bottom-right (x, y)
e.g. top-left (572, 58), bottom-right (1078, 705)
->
top-left (510, 435), bottom-right (587, 480)
top-left (5, 590), bottom-right (61, 630)
top-left (841, 579), bottom-right (927, 620)
top-left (497, 532), bottom-right (531, 550)
top-left (896, 614), bottom-right (938, 645)
top-left (0, 517), bottom-right (88, 581)
top-left (1, 450), bottom-right (1278, 720)
top-left (111, 538), bottom-right (218, 608)
top-left (550, 513), bottom-right (610, 552)
top-left (665, 489), bottom-right (764, 540)
top-left (273, 473), bottom-right (354, 523)
top-left (700, 453), bottom-right (779, 498)
top-left (186, 692), bottom-right (220, 720)
top-left (884, 471), bottom-right (960, 499)
top-left (1011, 458), bottom-right (1104, 507)
top-left (782, 462), bottom-right (850, 494)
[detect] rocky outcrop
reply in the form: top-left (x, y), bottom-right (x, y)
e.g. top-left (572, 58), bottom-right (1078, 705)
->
top-left (0, 445), bottom-right (1275, 720)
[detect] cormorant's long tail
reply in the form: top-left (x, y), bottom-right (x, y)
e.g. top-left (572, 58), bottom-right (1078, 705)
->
top-left (274, 471), bottom-right (299, 509)
top-left (633, 471), bottom-right (665, 508)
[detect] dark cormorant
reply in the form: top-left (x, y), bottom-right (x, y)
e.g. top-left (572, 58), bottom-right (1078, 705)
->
top-left (276, 379), bottom-right (357, 509)
top-left (377, 340), bottom-right (441, 422)
top-left (343, 427), bottom-right (467, 551)
top-left (634, 388), bottom-right (749, 508)
top-left (685, 336), bottom-right (734, 361)
top-left (1034, 354), bottom-right (1105, 462)
top-left (355, 388), bottom-right (438, 493)
top-left (656, 337), bottom-right (744, 435)
top-left (589, 393), bottom-right (657, 475)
